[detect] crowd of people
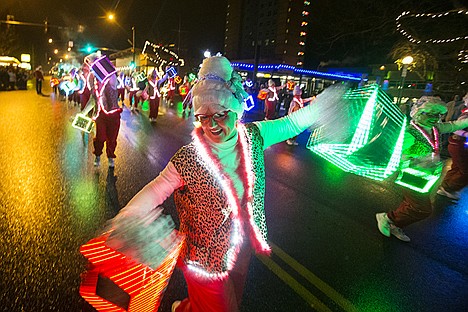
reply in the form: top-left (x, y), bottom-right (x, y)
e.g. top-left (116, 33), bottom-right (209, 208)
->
top-left (0, 66), bottom-right (29, 91)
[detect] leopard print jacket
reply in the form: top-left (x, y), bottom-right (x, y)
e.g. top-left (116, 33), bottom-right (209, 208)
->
top-left (171, 123), bottom-right (268, 275)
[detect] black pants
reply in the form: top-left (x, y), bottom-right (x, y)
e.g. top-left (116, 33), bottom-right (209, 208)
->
top-left (36, 79), bottom-right (42, 94)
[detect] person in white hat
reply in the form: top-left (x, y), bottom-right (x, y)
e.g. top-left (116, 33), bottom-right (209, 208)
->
top-left (286, 85), bottom-right (316, 145)
top-left (111, 56), bottom-right (322, 312)
top-left (376, 96), bottom-right (468, 242)
top-left (437, 92), bottom-right (468, 200)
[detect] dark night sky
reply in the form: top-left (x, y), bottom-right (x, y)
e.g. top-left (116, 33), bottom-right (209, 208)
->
top-left (1, 0), bottom-right (466, 69)
top-left (1, 0), bottom-right (228, 68)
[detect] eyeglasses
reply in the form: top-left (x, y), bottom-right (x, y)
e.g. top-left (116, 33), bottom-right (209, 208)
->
top-left (421, 112), bottom-right (443, 119)
top-left (195, 111), bottom-right (230, 124)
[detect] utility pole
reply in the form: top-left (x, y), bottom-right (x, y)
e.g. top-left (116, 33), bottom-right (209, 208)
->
top-left (132, 26), bottom-right (135, 67)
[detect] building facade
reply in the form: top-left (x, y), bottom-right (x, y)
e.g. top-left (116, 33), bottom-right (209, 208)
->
top-left (224, 0), bottom-right (311, 66)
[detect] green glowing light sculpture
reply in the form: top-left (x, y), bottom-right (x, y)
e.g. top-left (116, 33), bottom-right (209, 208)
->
top-left (307, 84), bottom-right (407, 181)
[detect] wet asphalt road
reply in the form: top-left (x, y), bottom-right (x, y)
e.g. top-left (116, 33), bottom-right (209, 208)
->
top-left (0, 84), bottom-right (467, 312)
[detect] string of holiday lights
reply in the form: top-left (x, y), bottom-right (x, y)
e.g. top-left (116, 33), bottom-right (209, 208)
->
top-left (142, 41), bottom-right (185, 67)
top-left (396, 9), bottom-right (468, 44)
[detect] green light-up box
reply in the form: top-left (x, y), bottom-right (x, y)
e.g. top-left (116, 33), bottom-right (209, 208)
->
top-left (307, 84), bottom-right (407, 181)
top-left (72, 113), bottom-right (94, 133)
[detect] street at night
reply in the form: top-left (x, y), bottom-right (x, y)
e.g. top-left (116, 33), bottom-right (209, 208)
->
top-left (0, 85), bottom-right (467, 311)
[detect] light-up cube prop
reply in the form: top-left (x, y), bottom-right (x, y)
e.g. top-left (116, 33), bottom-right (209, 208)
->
top-left (134, 72), bottom-right (146, 83)
top-left (166, 67), bottom-right (177, 78)
top-left (80, 212), bottom-right (184, 312)
top-left (72, 113), bottom-right (94, 133)
top-left (394, 167), bottom-right (441, 193)
top-left (243, 95), bottom-right (255, 111)
top-left (86, 55), bottom-right (117, 82)
top-left (306, 84), bottom-right (407, 181)
top-left (59, 80), bottom-right (77, 96)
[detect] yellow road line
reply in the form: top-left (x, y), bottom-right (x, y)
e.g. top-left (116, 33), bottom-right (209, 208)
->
top-left (270, 242), bottom-right (358, 312)
top-left (257, 253), bottom-right (333, 312)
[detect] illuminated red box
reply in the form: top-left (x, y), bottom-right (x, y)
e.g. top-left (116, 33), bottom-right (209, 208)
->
top-left (80, 233), bottom-right (184, 312)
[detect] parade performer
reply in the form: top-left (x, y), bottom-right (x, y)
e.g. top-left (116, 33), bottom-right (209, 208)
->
top-left (165, 74), bottom-right (176, 107)
top-left (145, 69), bottom-right (164, 122)
top-left (262, 79), bottom-right (285, 120)
top-left (128, 71), bottom-right (139, 111)
top-left (88, 54), bottom-right (122, 168)
top-left (286, 85), bottom-right (315, 145)
top-left (180, 75), bottom-right (192, 114)
top-left (437, 92), bottom-right (468, 200)
top-left (133, 71), bottom-right (148, 112)
top-left (116, 72), bottom-right (126, 104)
top-left (376, 97), bottom-right (468, 242)
top-left (79, 64), bottom-right (95, 111)
top-left (50, 76), bottom-right (60, 95)
top-left (110, 56), bottom-right (322, 312)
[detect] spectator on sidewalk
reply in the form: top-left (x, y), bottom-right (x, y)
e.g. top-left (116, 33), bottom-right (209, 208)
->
top-left (34, 66), bottom-right (44, 95)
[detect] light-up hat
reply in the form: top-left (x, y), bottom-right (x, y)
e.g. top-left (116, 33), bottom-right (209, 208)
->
top-left (293, 85), bottom-right (302, 96)
top-left (84, 52), bottom-right (116, 82)
top-left (192, 56), bottom-right (249, 118)
top-left (410, 96), bottom-right (447, 118)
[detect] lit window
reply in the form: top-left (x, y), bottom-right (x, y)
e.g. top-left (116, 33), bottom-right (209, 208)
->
top-left (301, 21), bottom-right (308, 27)
top-left (284, 50), bottom-right (287, 54)
top-left (304, 1), bottom-right (310, 5)
top-left (286, 29), bottom-right (289, 33)
top-left (297, 61), bottom-right (303, 66)
top-left (302, 11), bottom-right (309, 16)
top-left (300, 32), bottom-right (307, 36)
top-left (285, 39), bottom-right (288, 44)
top-left (298, 51), bottom-right (304, 56)
top-left (299, 41), bottom-right (305, 45)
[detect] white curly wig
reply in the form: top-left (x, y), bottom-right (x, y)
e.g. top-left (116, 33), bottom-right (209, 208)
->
top-left (410, 96), bottom-right (447, 119)
top-left (192, 56), bottom-right (248, 118)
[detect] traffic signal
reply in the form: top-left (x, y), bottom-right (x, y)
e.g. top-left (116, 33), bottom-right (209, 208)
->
top-left (83, 44), bottom-right (95, 53)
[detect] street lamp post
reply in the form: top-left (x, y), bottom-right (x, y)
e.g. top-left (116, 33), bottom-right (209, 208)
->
top-left (132, 26), bottom-right (135, 67)
top-left (397, 56), bottom-right (413, 109)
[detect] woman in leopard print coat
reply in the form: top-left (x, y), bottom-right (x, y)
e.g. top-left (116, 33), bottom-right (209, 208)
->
top-left (113, 56), bottom-right (321, 312)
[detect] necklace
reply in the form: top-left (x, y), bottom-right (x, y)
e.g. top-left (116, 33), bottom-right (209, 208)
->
top-left (410, 120), bottom-right (439, 154)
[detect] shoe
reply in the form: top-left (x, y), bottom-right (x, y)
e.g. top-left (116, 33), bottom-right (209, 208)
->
top-left (286, 139), bottom-right (294, 145)
top-left (293, 141), bottom-right (299, 146)
top-left (108, 158), bottom-right (115, 168)
top-left (376, 212), bottom-right (391, 237)
top-left (171, 301), bottom-right (181, 312)
top-left (389, 224), bottom-right (411, 242)
top-left (436, 187), bottom-right (460, 200)
top-left (94, 156), bottom-right (100, 167)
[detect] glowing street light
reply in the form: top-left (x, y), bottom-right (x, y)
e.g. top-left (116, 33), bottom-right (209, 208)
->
top-left (54, 49), bottom-right (59, 54)
top-left (48, 38), bottom-right (53, 44)
top-left (107, 13), bottom-right (115, 21)
top-left (204, 50), bottom-right (211, 58)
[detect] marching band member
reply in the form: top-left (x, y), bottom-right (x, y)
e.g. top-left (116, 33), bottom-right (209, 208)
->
top-left (262, 79), bottom-right (285, 120)
top-left (286, 85), bottom-right (315, 145)
top-left (116, 72), bottom-right (126, 104)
